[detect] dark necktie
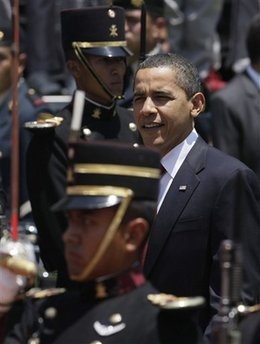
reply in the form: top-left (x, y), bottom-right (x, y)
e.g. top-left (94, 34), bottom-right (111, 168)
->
top-left (161, 164), bottom-right (166, 176)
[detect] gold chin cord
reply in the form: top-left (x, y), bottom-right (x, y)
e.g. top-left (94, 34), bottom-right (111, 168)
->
top-left (73, 42), bottom-right (124, 102)
top-left (70, 187), bottom-right (134, 281)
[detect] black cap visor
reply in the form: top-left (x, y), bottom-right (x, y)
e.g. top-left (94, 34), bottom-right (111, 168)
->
top-left (52, 195), bottom-right (123, 211)
top-left (82, 46), bottom-right (132, 57)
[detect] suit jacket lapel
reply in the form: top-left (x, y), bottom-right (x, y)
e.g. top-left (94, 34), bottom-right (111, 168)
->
top-left (144, 137), bottom-right (207, 276)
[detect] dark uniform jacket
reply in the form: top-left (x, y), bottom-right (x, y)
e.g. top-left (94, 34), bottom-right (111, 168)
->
top-left (0, 79), bottom-right (48, 218)
top-left (240, 308), bottom-right (260, 344)
top-left (144, 137), bottom-right (260, 333)
top-left (26, 96), bottom-right (142, 285)
top-left (4, 266), bottom-right (203, 344)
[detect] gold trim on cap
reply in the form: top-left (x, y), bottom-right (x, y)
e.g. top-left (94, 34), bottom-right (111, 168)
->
top-left (131, 0), bottom-right (144, 7)
top-left (73, 163), bottom-right (160, 179)
top-left (67, 185), bottom-right (133, 197)
top-left (72, 41), bottom-right (127, 49)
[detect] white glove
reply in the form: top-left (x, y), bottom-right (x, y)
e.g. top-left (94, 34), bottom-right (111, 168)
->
top-left (0, 267), bottom-right (21, 313)
top-left (0, 234), bottom-right (37, 315)
top-left (0, 235), bottom-right (37, 277)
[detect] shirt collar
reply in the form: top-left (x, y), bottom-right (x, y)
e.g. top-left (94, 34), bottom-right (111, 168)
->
top-left (161, 129), bottom-right (198, 178)
top-left (246, 65), bottom-right (260, 91)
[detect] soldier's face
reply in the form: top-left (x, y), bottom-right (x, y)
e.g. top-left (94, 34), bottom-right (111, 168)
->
top-left (63, 207), bottom-right (126, 281)
top-left (75, 55), bottom-right (126, 104)
top-left (0, 47), bottom-right (12, 93)
top-left (0, 47), bottom-right (26, 94)
top-left (125, 10), bottom-right (163, 64)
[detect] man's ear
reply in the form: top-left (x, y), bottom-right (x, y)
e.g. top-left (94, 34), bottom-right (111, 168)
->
top-left (123, 218), bottom-right (149, 252)
top-left (190, 92), bottom-right (206, 118)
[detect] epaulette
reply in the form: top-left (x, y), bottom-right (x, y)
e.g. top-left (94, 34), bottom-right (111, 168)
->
top-left (25, 287), bottom-right (66, 299)
top-left (24, 112), bottom-right (64, 133)
top-left (147, 293), bottom-right (205, 310)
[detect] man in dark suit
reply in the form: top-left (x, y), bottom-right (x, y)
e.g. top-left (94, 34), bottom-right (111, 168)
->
top-left (211, 13), bottom-right (260, 181)
top-left (133, 53), bottom-right (260, 337)
top-left (26, 6), bottom-right (142, 287)
top-left (1, 141), bottom-right (204, 344)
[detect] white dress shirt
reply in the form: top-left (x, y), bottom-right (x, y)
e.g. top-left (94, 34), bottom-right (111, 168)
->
top-left (157, 129), bottom-right (198, 212)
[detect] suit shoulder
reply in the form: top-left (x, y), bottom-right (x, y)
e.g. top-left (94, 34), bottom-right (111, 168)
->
top-left (211, 73), bottom-right (249, 103)
top-left (205, 145), bottom-right (259, 184)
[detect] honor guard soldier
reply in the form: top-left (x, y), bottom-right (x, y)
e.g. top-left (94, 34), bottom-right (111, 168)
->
top-left (0, 25), bottom-right (50, 221)
top-left (113, 0), bottom-right (169, 109)
top-left (25, 6), bottom-right (142, 287)
top-left (2, 140), bottom-right (205, 343)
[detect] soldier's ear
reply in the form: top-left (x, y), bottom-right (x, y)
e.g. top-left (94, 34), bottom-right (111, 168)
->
top-left (67, 59), bottom-right (81, 78)
top-left (123, 218), bottom-right (149, 253)
top-left (18, 52), bottom-right (27, 76)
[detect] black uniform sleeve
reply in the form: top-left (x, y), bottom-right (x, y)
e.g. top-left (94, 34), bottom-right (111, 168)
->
top-left (26, 130), bottom-right (68, 275)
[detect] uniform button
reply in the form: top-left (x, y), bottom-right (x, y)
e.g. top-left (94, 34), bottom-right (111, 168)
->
top-left (82, 128), bottom-right (92, 137)
top-left (28, 339), bottom-right (40, 344)
top-left (129, 122), bottom-right (137, 131)
top-left (109, 313), bottom-right (122, 324)
top-left (44, 307), bottom-right (57, 319)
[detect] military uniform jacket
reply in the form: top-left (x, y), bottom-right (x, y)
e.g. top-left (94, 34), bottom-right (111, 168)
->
top-left (4, 277), bottom-right (203, 344)
top-left (0, 79), bottom-right (47, 215)
top-left (26, 97), bottom-right (142, 282)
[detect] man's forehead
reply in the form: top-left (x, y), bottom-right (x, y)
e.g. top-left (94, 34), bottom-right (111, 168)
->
top-left (135, 67), bottom-right (175, 82)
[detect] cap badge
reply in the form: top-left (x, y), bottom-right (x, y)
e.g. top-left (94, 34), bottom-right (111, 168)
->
top-left (0, 31), bottom-right (4, 41)
top-left (131, 0), bottom-right (144, 8)
top-left (109, 24), bottom-right (118, 37)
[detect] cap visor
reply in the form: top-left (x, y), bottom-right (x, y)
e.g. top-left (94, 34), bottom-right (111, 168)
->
top-left (52, 195), bottom-right (122, 211)
top-left (82, 46), bottom-right (132, 57)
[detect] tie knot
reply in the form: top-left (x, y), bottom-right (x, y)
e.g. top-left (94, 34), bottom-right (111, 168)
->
top-left (160, 164), bottom-right (166, 176)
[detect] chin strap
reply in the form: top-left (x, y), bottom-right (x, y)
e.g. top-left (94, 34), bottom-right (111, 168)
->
top-left (73, 42), bottom-right (124, 102)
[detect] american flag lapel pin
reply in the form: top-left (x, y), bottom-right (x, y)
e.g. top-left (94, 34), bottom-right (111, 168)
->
top-left (179, 185), bottom-right (187, 191)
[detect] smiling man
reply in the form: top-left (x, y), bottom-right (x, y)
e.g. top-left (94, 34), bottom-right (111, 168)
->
top-left (133, 53), bottom-right (260, 339)
top-left (26, 6), bottom-right (143, 288)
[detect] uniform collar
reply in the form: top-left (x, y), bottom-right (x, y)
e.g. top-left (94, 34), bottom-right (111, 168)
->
top-left (80, 263), bottom-right (146, 301)
top-left (84, 95), bottom-right (117, 121)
